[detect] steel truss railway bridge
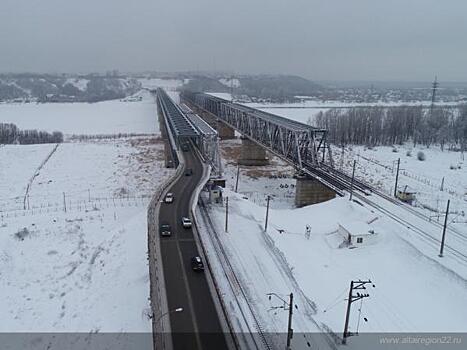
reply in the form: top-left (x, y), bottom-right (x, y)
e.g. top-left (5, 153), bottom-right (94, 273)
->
top-left (181, 91), bottom-right (367, 196)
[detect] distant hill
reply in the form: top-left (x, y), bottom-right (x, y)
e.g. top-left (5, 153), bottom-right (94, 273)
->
top-left (181, 74), bottom-right (324, 102)
top-left (0, 74), bottom-right (141, 103)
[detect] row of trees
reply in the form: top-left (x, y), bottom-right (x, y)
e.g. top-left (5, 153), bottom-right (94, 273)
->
top-left (0, 123), bottom-right (63, 144)
top-left (315, 105), bottom-right (467, 151)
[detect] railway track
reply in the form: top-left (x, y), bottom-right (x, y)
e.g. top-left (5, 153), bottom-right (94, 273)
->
top-left (304, 162), bottom-right (467, 266)
top-left (198, 197), bottom-right (273, 350)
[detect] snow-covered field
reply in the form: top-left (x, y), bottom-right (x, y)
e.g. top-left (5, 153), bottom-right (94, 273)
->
top-left (0, 81), bottom-right (176, 341)
top-left (0, 138), bottom-right (171, 334)
top-left (0, 90), bottom-right (158, 135)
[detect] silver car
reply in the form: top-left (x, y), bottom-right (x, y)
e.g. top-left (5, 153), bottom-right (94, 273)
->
top-left (181, 217), bottom-right (192, 228)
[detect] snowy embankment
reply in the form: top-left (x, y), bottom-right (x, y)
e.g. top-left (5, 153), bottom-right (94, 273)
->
top-left (0, 87), bottom-right (172, 336)
top-left (203, 190), bottom-right (467, 348)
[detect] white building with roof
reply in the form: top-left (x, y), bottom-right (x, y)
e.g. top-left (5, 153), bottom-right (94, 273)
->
top-left (338, 221), bottom-right (378, 246)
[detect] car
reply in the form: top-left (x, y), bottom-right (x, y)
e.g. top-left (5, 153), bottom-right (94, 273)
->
top-left (181, 217), bottom-right (192, 228)
top-left (159, 223), bottom-right (171, 237)
top-left (164, 192), bottom-right (174, 203)
top-left (181, 143), bottom-right (189, 152)
top-left (191, 256), bottom-right (204, 271)
top-left (185, 168), bottom-right (193, 176)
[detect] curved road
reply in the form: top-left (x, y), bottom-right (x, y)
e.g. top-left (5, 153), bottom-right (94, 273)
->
top-left (158, 144), bottom-right (229, 350)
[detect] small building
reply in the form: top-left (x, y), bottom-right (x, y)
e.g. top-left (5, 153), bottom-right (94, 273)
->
top-left (209, 185), bottom-right (223, 203)
top-left (338, 221), bottom-right (378, 246)
top-left (396, 185), bottom-right (416, 204)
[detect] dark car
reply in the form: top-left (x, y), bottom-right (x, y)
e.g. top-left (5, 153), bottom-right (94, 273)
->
top-left (181, 143), bottom-right (189, 152)
top-left (185, 168), bottom-right (193, 176)
top-left (191, 256), bottom-right (204, 271)
top-left (159, 223), bottom-right (171, 237)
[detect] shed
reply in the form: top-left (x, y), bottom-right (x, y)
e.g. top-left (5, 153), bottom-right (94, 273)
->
top-left (338, 221), bottom-right (377, 246)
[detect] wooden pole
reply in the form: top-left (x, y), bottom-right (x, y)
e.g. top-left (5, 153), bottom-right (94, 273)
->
top-left (225, 197), bottom-right (229, 233)
top-left (439, 199), bottom-right (450, 257)
top-left (265, 195), bottom-right (271, 231)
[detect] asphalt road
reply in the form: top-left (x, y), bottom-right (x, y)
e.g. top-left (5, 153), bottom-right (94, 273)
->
top-left (158, 145), bottom-right (229, 350)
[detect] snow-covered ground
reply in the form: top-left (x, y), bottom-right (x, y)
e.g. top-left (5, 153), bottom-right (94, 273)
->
top-left (0, 90), bottom-right (157, 135)
top-left (201, 187), bottom-right (467, 349)
top-left (0, 137), bottom-right (171, 334)
top-left (203, 118), bottom-right (467, 348)
top-left (333, 144), bottom-right (467, 235)
top-left (220, 139), bottom-right (296, 209)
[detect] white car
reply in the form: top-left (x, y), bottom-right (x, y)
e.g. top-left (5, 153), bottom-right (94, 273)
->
top-left (181, 217), bottom-right (192, 228)
top-left (164, 192), bottom-right (174, 203)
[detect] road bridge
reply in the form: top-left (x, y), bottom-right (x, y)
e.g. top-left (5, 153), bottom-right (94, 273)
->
top-left (149, 89), bottom-right (233, 350)
top-left (156, 88), bottom-right (222, 175)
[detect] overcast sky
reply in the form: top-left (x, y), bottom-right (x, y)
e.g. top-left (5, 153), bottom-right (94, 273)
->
top-left (1, 0), bottom-right (466, 81)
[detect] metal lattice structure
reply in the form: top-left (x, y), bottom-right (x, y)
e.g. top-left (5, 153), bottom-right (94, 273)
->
top-left (182, 91), bottom-right (334, 169)
top-left (156, 88), bottom-right (222, 176)
top-left (180, 103), bottom-right (223, 177)
top-left (156, 88), bottom-right (199, 145)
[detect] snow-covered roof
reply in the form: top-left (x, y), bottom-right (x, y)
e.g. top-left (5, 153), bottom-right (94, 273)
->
top-left (339, 221), bottom-right (376, 236)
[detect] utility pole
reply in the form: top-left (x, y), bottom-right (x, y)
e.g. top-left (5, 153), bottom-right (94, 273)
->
top-left (342, 279), bottom-right (374, 344)
top-left (439, 199), bottom-right (450, 257)
top-left (430, 76), bottom-right (439, 117)
top-left (63, 192), bottom-right (67, 213)
top-left (225, 196), bottom-right (229, 232)
top-left (265, 195), bottom-right (271, 231)
top-left (235, 164), bottom-right (240, 192)
top-left (267, 292), bottom-right (296, 350)
top-left (349, 160), bottom-right (356, 201)
top-left (394, 158), bottom-right (401, 197)
top-left (286, 293), bottom-right (294, 350)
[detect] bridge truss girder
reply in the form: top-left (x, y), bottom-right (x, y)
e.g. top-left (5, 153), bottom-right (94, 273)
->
top-left (183, 92), bottom-right (333, 169)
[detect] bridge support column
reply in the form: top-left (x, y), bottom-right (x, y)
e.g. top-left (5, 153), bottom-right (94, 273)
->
top-left (238, 137), bottom-right (269, 166)
top-left (217, 122), bottom-right (235, 140)
top-left (295, 174), bottom-right (336, 207)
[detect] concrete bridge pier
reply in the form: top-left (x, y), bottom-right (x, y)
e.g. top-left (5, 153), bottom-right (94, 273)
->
top-left (294, 174), bottom-right (336, 207)
top-left (217, 121), bottom-right (235, 139)
top-left (238, 137), bottom-right (269, 166)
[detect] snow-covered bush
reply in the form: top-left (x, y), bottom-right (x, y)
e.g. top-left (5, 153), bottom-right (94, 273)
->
top-left (417, 151), bottom-right (426, 161)
top-left (15, 228), bottom-right (30, 241)
top-left (392, 147), bottom-right (398, 153)
top-left (406, 150), bottom-right (412, 157)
